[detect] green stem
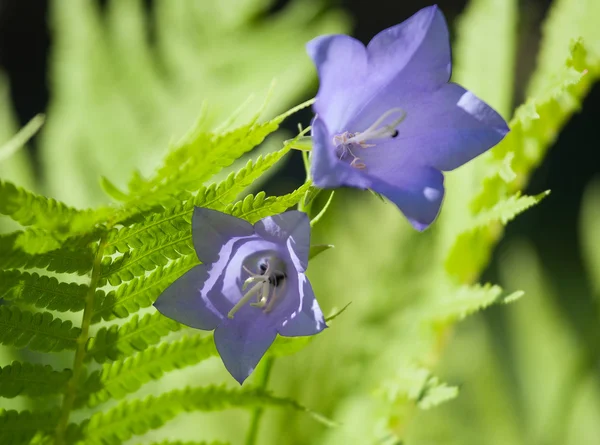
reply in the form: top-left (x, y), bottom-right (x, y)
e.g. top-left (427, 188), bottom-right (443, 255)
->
top-left (245, 356), bottom-right (275, 445)
top-left (54, 235), bottom-right (107, 444)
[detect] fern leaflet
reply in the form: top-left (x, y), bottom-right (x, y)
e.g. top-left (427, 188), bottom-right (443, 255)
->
top-left (85, 312), bottom-right (182, 364)
top-left (92, 255), bottom-right (197, 322)
top-left (0, 361), bottom-right (71, 398)
top-left (81, 385), bottom-right (329, 445)
top-left (0, 306), bottom-right (80, 352)
top-left (0, 233), bottom-right (95, 275)
top-left (0, 270), bottom-right (88, 312)
top-left (77, 334), bottom-right (216, 408)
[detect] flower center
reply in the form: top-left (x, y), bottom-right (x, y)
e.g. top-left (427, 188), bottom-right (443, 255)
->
top-left (227, 255), bottom-right (287, 319)
top-left (332, 108), bottom-right (406, 170)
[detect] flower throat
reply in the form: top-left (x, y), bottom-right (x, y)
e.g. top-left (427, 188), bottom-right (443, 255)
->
top-left (333, 107), bottom-right (406, 169)
top-left (227, 255), bottom-right (287, 319)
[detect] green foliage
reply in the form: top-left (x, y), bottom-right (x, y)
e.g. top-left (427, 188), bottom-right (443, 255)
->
top-left (0, 270), bottom-right (88, 312)
top-left (92, 255), bottom-right (198, 322)
top-left (446, 192), bottom-right (550, 282)
top-left (77, 334), bottom-right (217, 408)
top-left (81, 386), bottom-right (329, 445)
top-left (0, 232), bottom-right (95, 274)
top-left (0, 409), bottom-right (62, 445)
top-left (85, 312), bottom-right (182, 364)
top-left (0, 306), bottom-right (80, 352)
top-left (0, 361), bottom-right (71, 398)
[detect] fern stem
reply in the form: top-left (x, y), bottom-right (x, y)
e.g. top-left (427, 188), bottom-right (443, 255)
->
top-left (55, 235), bottom-right (107, 444)
top-left (245, 356), bottom-right (275, 445)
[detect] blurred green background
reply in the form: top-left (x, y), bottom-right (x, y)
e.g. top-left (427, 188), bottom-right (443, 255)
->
top-left (1, 0), bottom-right (599, 444)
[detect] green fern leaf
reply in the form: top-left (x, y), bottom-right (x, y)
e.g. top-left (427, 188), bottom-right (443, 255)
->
top-left (93, 255), bottom-right (197, 323)
top-left (85, 312), bottom-right (181, 364)
top-left (114, 101), bottom-right (311, 223)
top-left (103, 144), bottom-right (293, 261)
top-left (446, 192), bottom-right (549, 282)
top-left (431, 283), bottom-right (524, 323)
top-left (228, 181), bottom-right (311, 224)
top-left (473, 39), bottom-right (599, 213)
top-left (99, 231), bottom-right (195, 286)
top-left (81, 385), bottom-right (330, 445)
top-left (77, 334), bottom-right (216, 408)
top-left (0, 179), bottom-right (81, 227)
top-left (0, 232), bottom-right (95, 275)
top-left (0, 270), bottom-right (88, 312)
top-left (0, 306), bottom-right (80, 352)
top-left (0, 361), bottom-right (71, 398)
top-left (0, 409), bottom-right (60, 445)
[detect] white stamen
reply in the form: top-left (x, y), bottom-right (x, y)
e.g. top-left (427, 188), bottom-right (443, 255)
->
top-left (345, 107), bottom-right (406, 146)
top-left (332, 107), bottom-right (406, 170)
top-left (228, 257), bottom-right (286, 319)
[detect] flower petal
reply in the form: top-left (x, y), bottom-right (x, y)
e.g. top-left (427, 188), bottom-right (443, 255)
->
top-left (366, 5), bottom-right (451, 91)
top-left (369, 165), bottom-right (445, 231)
top-left (307, 34), bottom-right (368, 131)
top-left (311, 117), bottom-right (373, 190)
top-left (192, 207), bottom-right (254, 263)
top-left (357, 83), bottom-right (509, 172)
top-left (214, 319), bottom-right (277, 384)
top-left (153, 264), bottom-right (223, 330)
top-left (254, 211), bottom-right (311, 272)
top-left (278, 274), bottom-right (326, 337)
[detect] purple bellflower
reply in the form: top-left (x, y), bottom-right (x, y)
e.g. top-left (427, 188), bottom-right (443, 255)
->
top-left (307, 5), bottom-right (509, 230)
top-left (154, 207), bottom-right (326, 384)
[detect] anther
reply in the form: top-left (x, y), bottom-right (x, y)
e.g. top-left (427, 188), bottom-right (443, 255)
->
top-left (228, 257), bottom-right (287, 319)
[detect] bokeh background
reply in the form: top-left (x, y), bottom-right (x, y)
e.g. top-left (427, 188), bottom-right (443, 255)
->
top-left (1, 0), bottom-right (599, 444)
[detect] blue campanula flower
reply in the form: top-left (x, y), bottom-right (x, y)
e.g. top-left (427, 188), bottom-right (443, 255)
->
top-left (154, 208), bottom-right (326, 384)
top-left (307, 5), bottom-right (509, 230)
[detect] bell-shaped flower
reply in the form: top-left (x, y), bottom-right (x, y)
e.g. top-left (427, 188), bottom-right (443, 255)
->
top-left (154, 208), bottom-right (326, 384)
top-left (307, 5), bottom-right (509, 230)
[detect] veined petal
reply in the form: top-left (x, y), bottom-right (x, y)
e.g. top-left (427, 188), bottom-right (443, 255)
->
top-left (278, 274), bottom-right (327, 337)
top-left (366, 5), bottom-right (451, 92)
top-left (214, 320), bottom-right (277, 384)
top-left (254, 211), bottom-right (310, 272)
top-left (307, 34), bottom-right (368, 131)
top-left (356, 83), bottom-right (509, 172)
top-left (369, 165), bottom-right (445, 231)
top-left (154, 264), bottom-right (223, 330)
top-left (192, 207), bottom-right (254, 264)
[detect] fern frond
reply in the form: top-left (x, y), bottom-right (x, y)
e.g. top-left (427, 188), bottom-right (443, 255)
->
top-left (81, 384), bottom-right (329, 445)
top-left (0, 361), bottom-right (71, 398)
top-left (104, 145), bottom-right (292, 258)
top-left (0, 409), bottom-right (60, 445)
top-left (0, 270), bottom-right (87, 312)
top-left (93, 255), bottom-right (197, 322)
top-left (0, 179), bottom-right (81, 227)
top-left (114, 101), bottom-right (311, 224)
top-left (0, 233), bottom-right (95, 275)
top-left (78, 334), bottom-right (216, 408)
top-left (0, 306), bottom-right (80, 352)
top-left (228, 181), bottom-right (312, 224)
top-left (85, 312), bottom-right (181, 364)
top-left (474, 40), bottom-right (599, 213)
top-left (446, 192), bottom-right (549, 282)
top-left (431, 283), bottom-right (524, 323)
top-left (99, 231), bottom-right (195, 286)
